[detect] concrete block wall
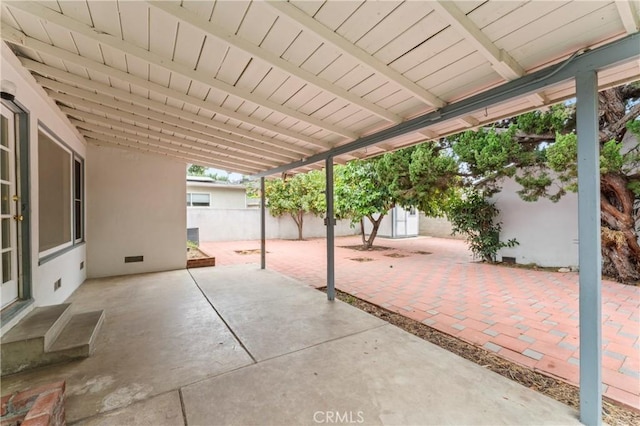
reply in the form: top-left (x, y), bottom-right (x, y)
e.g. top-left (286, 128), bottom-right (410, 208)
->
top-left (187, 209), bottom-right (359, 242)
top-left (418, 214), bottom-right (464, 240)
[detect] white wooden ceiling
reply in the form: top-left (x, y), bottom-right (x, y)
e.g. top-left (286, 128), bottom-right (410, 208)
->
top-left (1, 0), bottom-right (639, 175)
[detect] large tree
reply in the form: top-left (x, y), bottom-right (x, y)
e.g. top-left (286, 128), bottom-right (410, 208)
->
top-left (385, 84), bottom-right (639, 282)
top-left (408, 84), bottom-right (639, 282)
top-left (264, 170), bottom-right (326, 240)
top-left (187, 164), bottom-right (206, 176)
top-left (509, 85), bottom-right (640, 282)
top-left (334, 159), bottom-right (395, 249)
top-left (379, 143), bottom-right (465, 227)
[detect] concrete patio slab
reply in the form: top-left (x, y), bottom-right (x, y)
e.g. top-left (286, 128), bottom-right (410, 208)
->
top-left (182, 323), bottom-right (580, 425)
top-left (192, 265), bottom-right (386, 361)
top-left (0, 270), bottom-right (253, 422)
top-left (202, 236), bottom-right (640, 409)
top-left (2, 265), bottom-right (582, 425)
top-left (189, 264), bottom-right (319, 310)
top-left (76, 391), bottom-right (184, 426)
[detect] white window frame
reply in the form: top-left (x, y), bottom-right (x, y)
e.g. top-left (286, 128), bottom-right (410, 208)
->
top-left (73, 155), bottom-right (84, 244)
top-left (187, 192), bottom-right (211, 208)
top-left (38, 125), bottom-right (84, 260)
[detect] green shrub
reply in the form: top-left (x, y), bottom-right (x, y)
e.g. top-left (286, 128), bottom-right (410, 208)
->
top-left (447, 191), bottom-right (518, 262)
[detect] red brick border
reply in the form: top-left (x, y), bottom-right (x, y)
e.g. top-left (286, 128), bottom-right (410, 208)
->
top-left (1, 381), bottom-right (65, 426)
top-left (187, 257), bottom-right (216, 268)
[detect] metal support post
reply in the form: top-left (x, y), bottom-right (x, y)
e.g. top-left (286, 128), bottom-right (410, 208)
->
top-left (576, 69), bottom-right (602, 426)
top-left (325, 157), bottom-right (335, 301)
top-left (260, 177), bottom-right (266, 270)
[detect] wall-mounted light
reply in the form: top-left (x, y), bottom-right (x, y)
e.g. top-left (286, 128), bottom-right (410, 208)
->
top-left (1, 79), bottom-right (16, 101)
top-left (0, 80), bottom-right (16, 101)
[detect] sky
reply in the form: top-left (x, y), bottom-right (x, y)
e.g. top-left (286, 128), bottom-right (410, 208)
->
top-left (207, 168), bottom-right (244, 183)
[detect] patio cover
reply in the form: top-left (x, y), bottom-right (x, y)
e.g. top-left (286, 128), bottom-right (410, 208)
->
top-left (2, 2), bottom-right (640, 426)
top-left (1, 0), bottom-right (638, 176)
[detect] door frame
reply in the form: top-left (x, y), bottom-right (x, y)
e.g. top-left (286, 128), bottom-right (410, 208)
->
top-left (1, 104), bottom-right (19, 307)
top-left (1, 97), bottom-right (32, 318)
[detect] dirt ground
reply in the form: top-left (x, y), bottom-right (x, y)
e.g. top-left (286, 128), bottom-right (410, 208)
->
top-left (187, 248), bottom-right (209, 260)
top-left (328, 289), bottom-right (640, 426)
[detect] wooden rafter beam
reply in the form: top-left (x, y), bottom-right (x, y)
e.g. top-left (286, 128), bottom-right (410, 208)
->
top-left (148, 1), bottom-right (401, 125)
top-left (265, 0), bottom-right (446, 109)
top-left (24, 59), bottom-right (313, 159)
top-left (615, 0), bottom-right (640, 34)
top-left (430, 1), bottom-right (524, 80)
top-left (81, 128), bottom-right (261, 171)
top-left (85, 137), bottom-right (259, 175)
top-left (0, 25), bottom-right (330, 150)
top-left (57, 103), bottom-right (279, 168)
top-left (527, 92), bottom-right (549, 107)
top-left (73, 119), bottom-right (276, 169)
top-left (4, 1), bottom-right (355, 140)
top-left (419, 129), bottom-right (440, 140)
top-left (458, 116), bottom-right (480, 128)
top-left (41, 78), bottom-right (295, 163)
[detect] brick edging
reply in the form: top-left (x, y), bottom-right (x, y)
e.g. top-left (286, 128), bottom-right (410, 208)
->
top-left (1, 381), bottom-right (66, 426)
top-left (187, 257), bottom-right (216, 268)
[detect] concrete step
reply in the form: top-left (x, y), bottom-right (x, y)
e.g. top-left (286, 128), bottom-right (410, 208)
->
top-left (1, 303), bottom-right (72, 350)
top-left (1, 304), bottom-right (73, 375)
top-left (1, 305), bottom-right (105, 376)
top-left (48, 311), bottom-right (105, 356)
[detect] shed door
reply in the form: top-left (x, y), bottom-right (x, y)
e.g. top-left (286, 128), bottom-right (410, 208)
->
top-left (406, 207), bottom-right (419, 236)
top-left (395, 206), bottom-right (407, 237)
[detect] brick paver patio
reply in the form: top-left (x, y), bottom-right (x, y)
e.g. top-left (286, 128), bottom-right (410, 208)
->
top-left (200, 236), bottom-right (640, 410)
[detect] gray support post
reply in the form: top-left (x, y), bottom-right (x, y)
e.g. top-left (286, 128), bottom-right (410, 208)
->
top-left (326, 157), bottom-right (335, 301)
top-left (576, 70), bottom-right (602, 426)
top-left (260, 177), bottom-right (266, 270)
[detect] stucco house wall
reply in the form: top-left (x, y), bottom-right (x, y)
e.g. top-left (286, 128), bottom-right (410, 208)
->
top-left (493, 177), bottom-right (579, 268)
top-left (417, 181), bottom-right (580, 267)
top-left (87, 145), bottom-right (186, 278)
top-left (2, 44), bottom-right (87, 314)
top-left (495, 132), bottom-right (638, 267)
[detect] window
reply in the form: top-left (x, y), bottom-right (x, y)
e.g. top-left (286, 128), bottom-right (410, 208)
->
top-left (38, 127), bottom-right (84, 258)
top-left (187, 193), bottom-right (210, 207)
top-left (74, 157), bottom-right (84, 243)
top-left (38, 130), bottom-right (71, 254)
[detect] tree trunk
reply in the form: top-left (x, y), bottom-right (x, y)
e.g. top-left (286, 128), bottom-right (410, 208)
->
top-left (600, 173), bottom-right (640, 283)
top-left (596, 88), bottom-right (640, 283)
top-left (363, 214), bottom-right (385, 249)
top-left (360, 218), bottom-right (366, 246)
top-left (291, 211), bottom-right (304, 240)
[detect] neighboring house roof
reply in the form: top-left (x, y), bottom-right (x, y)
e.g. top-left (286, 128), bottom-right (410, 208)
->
top-left (187, 177), bottom-right (246, 190)
top-left (187, 176), bottom-right (215, 182)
